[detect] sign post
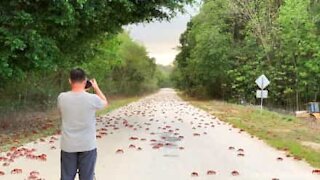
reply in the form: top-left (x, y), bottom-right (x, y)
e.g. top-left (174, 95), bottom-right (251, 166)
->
top-left (255, 74), bottom-right (270, 109)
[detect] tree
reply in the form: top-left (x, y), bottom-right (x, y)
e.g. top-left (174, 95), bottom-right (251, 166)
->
top-left (173, 0), bottom-right (320, 110)
top-left (0, 0), bottom-right (194, 81)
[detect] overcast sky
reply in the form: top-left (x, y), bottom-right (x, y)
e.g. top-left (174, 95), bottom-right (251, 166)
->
top-left (126, 4), bottom-right (200, 66)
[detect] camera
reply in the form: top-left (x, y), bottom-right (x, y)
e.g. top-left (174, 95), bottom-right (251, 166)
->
top-left (85, 80), bottom-right (92, 89)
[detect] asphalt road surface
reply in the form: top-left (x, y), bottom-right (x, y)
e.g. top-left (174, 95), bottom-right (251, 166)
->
top-left (0, 88), bottom-right (319, 180)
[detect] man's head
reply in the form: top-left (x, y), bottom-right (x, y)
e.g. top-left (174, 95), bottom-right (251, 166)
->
top-left (69, 68), bottom-right (86, 90)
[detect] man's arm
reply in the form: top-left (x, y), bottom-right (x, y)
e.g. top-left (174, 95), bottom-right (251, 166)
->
top-left (90, 79), bottom-right (108, 107)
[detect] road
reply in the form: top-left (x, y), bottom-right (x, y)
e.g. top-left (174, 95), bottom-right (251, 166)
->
top-left (0, 88), bottom-right (318, 180)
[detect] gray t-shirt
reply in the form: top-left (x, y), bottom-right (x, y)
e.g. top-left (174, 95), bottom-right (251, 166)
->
top-left (57, 91), bottom-right (105, 152)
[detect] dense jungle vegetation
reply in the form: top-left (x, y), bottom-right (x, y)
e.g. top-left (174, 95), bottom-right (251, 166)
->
top-left (172, 0), bottom-right (320, 111)
top-left (0, 0), bottom-right (187, 118)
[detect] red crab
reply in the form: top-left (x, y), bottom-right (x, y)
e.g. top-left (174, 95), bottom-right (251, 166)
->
top-left (129, 137), bottom-right (139, 140)
top-left (231, 170), bottom-right (239, 176)
top-left (237, 148), bottom-right (244, 152)
top-left (129, 144), bottom-right (136, 148)
top-left (37, 154), bottom-right (47, 161)
top-left (116, 149), bottom-right (124, 154)
top-left (193, 133), bottom-right (200, 136)
top-left (26, 154), bottom-right (36, 160)
top-left (152, 144), bottom-right (162, 149)
top-left (191, 172), bottom-right (199, 177)
top-left (207, 170), bottom-right (216, 175)
top-left (312, 169), bottom-right (320, 175)
top-left (228, 146), bottom-right (235, 150)
top-left (96, 135), bottom-right (102, 139)
top-left (0, 171), bottom-right (5, 176)
top-left (277, 157), bottom-right (283, 161)
top-left (2, 162), bottom-right (10, 167)
top-left (237, 153), bottom-right (245, 157)
top-left (30, 171), bottom-right (40, 176)
top-left (11, 168), bottom-right (22, 174)
top-left (28, 174), bottom-right (39, 180)
top-left (100, 132), bottom-right (107, 135)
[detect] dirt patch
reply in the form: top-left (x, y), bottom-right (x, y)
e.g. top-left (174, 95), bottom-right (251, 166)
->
top-left (272, 129), bottom-right (292, 133)
top-left (208, 110), bottom-right (225, 115)
top-left (223, 108), bottom-right (239, 114)
top-left (301, 141), bottom-right (320, 151)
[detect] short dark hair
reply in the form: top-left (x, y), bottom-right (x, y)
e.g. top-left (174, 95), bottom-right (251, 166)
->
top-left (70, 68), bottom-right (86, 83)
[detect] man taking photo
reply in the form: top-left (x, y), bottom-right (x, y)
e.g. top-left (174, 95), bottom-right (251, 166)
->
top-left (57, 68), bottom-right (108, 180)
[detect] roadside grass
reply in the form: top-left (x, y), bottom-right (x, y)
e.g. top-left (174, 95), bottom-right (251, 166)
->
top-left (0, 95), bottom-right (143, 153)
top-left (178, 92), bottom-right (320, 168)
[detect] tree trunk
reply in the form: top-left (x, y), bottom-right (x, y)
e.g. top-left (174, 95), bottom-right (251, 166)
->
top-left (314, 89), bottom-right (319, 101)
top-left (296, 90), bottom-right (299, 111)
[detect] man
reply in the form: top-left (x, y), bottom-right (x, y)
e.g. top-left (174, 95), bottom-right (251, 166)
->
top-left (57, 68), bottom-right (108, 180)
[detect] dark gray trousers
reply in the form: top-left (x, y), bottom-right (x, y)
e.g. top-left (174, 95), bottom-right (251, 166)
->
top-left (61, 148), bottom-right (97, 180)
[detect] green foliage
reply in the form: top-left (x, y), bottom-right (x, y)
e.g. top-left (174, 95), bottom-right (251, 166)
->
top-left (0, 32), bottom-right (160, 114)
top-left (173, 0), bottom-right (320, 110)
top-left (0, 0), bottom-right (194, 81)
top-left (0, 0), bottom-right (193, 116)
top-left (107, 33), bottom-right (159, 95)
top-left (156, 65), bottom-right (174, 88)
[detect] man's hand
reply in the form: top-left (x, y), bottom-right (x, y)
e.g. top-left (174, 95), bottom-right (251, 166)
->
top-left (90, 79), bottom-right (99, 90)
top-left (90, 79), bottom-right (108, 107)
